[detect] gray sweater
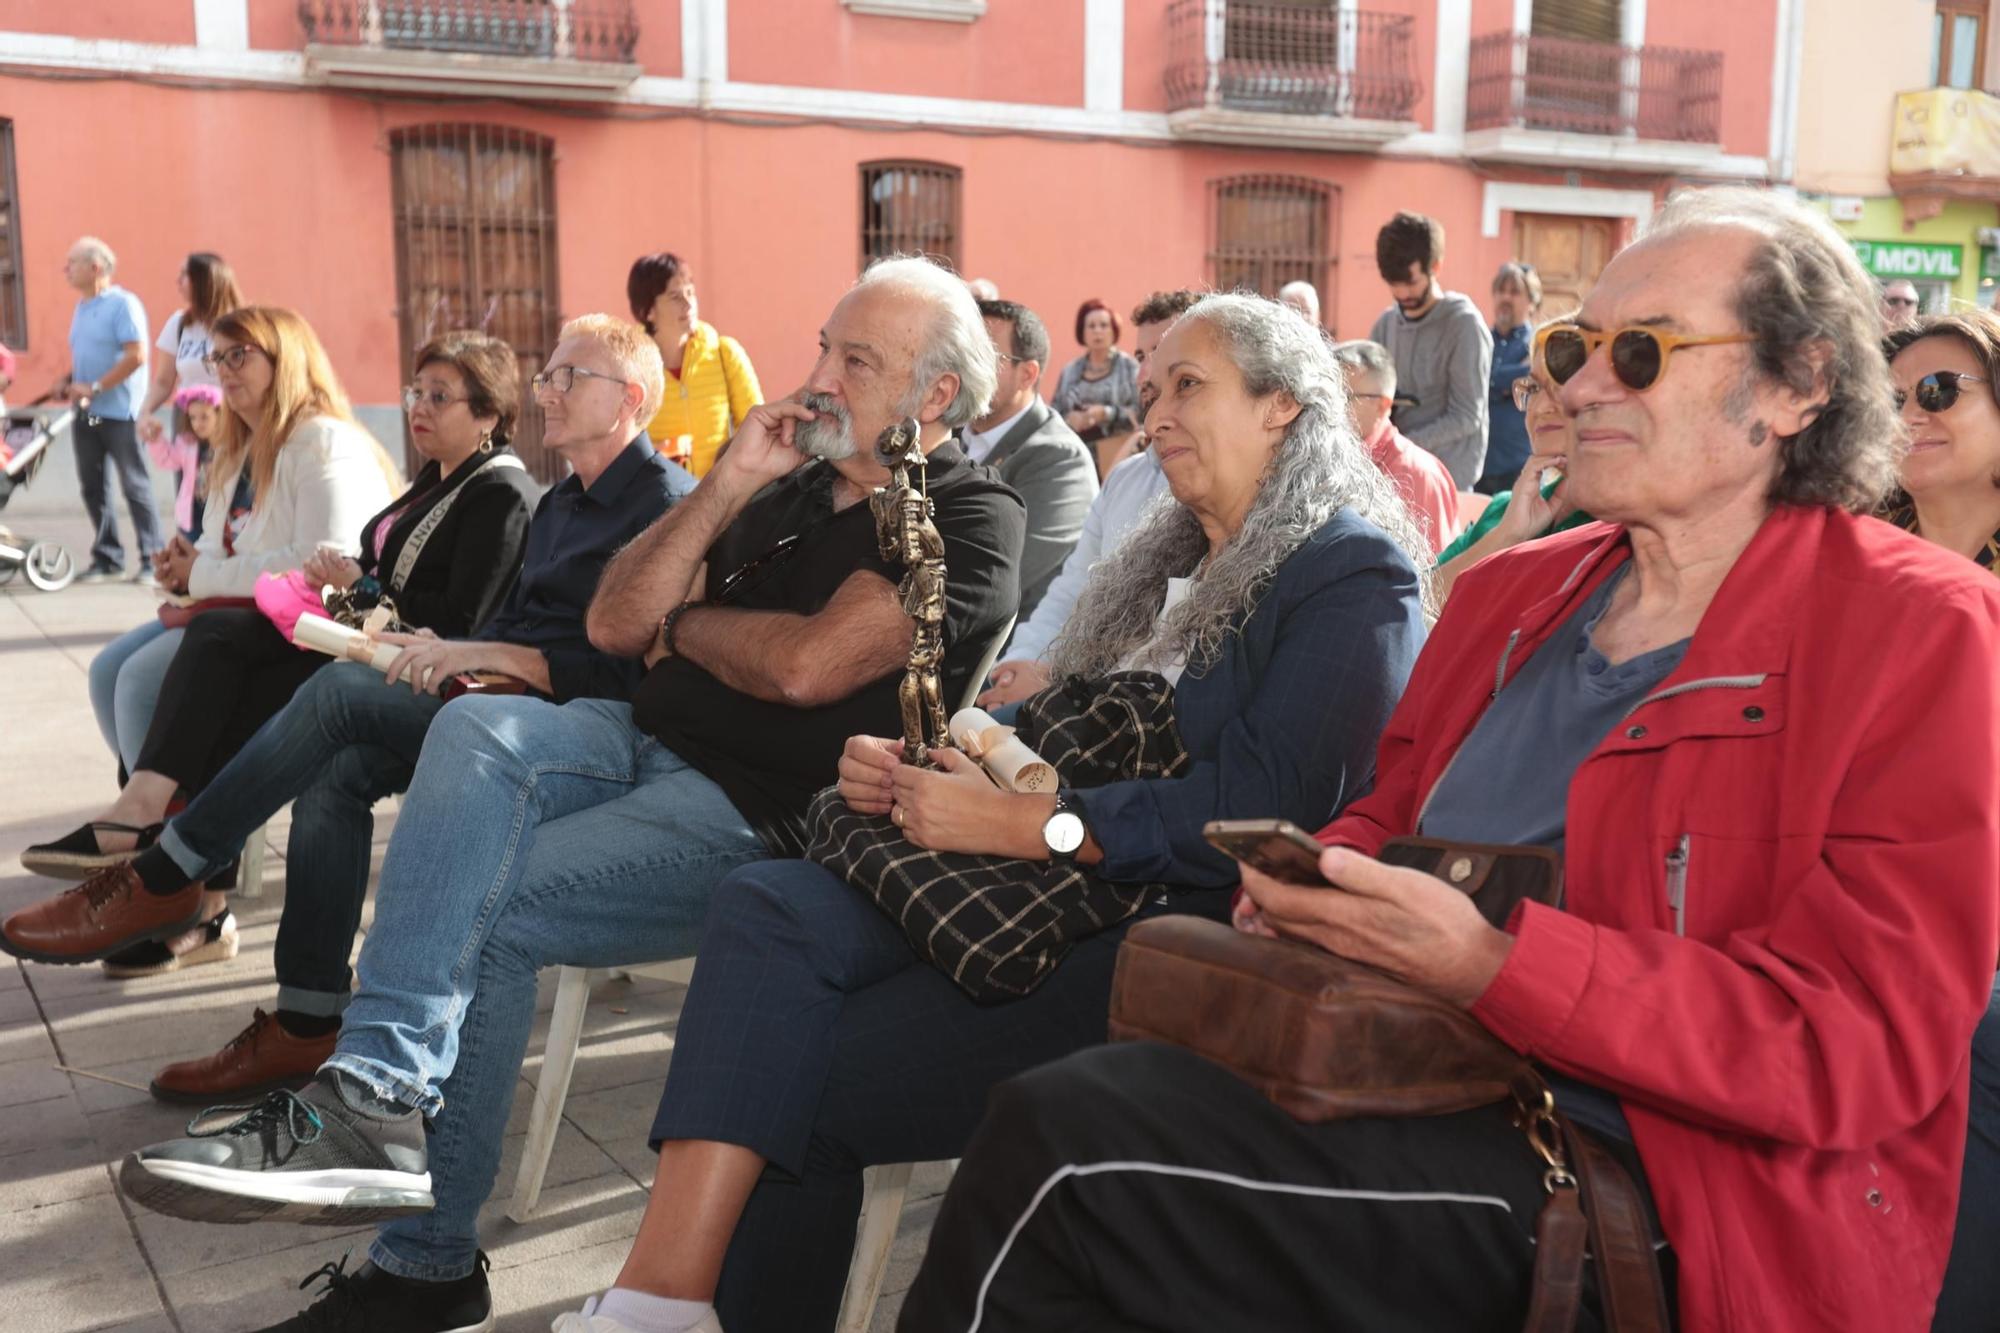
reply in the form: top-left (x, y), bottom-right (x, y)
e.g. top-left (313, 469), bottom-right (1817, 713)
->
top-left (1369, 291), bottom-right (1494, 488)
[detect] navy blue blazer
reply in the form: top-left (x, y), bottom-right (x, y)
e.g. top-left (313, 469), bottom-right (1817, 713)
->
top-left (1072, 508), bottom-right (1425, 887)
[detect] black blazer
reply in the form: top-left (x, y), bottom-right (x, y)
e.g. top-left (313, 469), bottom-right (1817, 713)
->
top-left (357, 447), bottom-right (539, 638)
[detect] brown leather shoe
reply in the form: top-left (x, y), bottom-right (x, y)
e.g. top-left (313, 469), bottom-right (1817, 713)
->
top-left (0, 866), bottom-right (206, 965)
top-left (149, 1009), bottom-right (340, 1104)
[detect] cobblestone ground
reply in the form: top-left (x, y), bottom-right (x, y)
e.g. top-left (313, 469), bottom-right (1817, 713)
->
top-left (0, 456), bottom-right (937, 1331)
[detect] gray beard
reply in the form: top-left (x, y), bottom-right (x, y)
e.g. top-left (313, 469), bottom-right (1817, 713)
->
top-left (795, 394), bottom-right (858, 461)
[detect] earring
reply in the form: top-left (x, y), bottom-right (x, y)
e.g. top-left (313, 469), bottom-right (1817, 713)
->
top-left (478, 430), bottom-right (494, 454)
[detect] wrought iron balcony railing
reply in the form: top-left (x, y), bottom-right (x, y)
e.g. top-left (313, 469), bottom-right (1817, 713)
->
top-left (1165, 0), bottom-right (1422, 123)
top-left (299, 0), bottom-right (639, 64)
top-left (1466, 31), bottom-right (1722, 142)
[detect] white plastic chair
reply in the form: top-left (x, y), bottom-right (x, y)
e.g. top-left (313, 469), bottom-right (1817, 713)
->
top-left (233, 819), bottom-right (271, 899)
top-left (507, 964), bottom-right (936, 1331)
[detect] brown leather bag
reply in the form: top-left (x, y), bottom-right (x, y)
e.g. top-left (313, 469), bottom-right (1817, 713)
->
top-left (1107, 837), bottom-right (1671, 1333)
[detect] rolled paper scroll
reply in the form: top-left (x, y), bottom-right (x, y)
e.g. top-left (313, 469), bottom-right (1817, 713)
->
top-left (949, 707), bottom-right (1057, 793)
top-left (293, 612), bottom-right (402, 674)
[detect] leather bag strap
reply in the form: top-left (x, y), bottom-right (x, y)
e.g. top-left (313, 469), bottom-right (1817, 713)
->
top-left (1521, 1181), bottom-right (1587, 1333)
top-left (1569, 1122), bottom-right (1673, 1333)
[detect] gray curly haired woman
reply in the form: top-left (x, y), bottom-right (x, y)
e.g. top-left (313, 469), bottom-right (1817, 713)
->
top-left (1052, 292), bottom-right (1435, 682)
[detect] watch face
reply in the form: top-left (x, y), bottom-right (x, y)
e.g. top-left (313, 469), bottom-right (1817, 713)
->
top-left (1044, 811), bottom-right (1086, 856)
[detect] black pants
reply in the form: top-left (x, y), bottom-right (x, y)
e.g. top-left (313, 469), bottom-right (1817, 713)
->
top-left (900, 1042), bottom-right (1673, 1333)
top-left (132, 608), bottom-right (327, 791)
top-left (72, 413), bottom-right (164, 569)
top-left (648, 856), bottom-right (1232, 1333)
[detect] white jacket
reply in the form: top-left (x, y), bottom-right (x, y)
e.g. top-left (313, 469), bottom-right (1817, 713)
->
top-left (188, 415), bottom-right (396, 600)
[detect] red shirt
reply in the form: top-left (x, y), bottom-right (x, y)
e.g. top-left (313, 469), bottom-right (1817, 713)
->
top-left (1364, 418), bottom-right (1459, 554)
top-left (1322, 506), bottom-right (2000, 1330)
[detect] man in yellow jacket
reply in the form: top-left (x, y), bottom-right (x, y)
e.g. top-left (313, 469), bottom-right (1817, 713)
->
top-left (629, 252), bottom-right (762, 476)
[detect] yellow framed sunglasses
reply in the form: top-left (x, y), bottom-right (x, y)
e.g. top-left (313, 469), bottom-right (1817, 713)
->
top-left (1535, 324), bottom-right (1756, 393)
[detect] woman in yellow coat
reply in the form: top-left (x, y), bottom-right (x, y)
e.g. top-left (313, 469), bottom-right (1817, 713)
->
top-left (627, 253), bottom-right (762, 476)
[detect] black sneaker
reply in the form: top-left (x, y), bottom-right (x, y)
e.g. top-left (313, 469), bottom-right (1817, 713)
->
top-left (255, 1252), bottom-right (494, 1332)
top-left (120, 1069), bottom-right (433, 1225)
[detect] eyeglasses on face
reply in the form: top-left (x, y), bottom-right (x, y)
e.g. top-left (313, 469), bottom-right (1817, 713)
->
top-left (403, 384), bottom-right (471, 412)
top-left (1894, 370), bottom-right (1989, 413)
top-left (1511, 376), bottom-right (1547, 412)
top-left (1534, 324), bottom-right (1756, 393)
top-left (531, 365), bottom-right (631, 396)
top-left (201, 345), bottom-right (265, 374)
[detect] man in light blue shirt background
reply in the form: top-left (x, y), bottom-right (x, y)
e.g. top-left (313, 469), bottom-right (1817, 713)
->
top-left (64, 235), bottom-right (164, 581)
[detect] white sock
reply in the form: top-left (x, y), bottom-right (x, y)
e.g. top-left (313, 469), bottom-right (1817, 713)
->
top-left (590, 1287), bottom-right (716, 1333)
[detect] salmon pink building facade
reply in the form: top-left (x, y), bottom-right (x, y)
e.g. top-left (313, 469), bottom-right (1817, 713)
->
top-left (0, 0), bottom-right (1795, 477)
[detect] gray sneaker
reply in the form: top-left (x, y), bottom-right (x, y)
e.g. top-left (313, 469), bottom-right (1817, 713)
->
top-left (120, 1069), bottom-right (432, 1225)
top-left (75, 562), bottom-right (122, 585)
top-left (129, 568), bottom-right (158, 589)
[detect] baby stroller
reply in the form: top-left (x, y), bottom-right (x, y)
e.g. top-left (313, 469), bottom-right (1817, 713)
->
top-left (0, 404), bottom-right (80, 591)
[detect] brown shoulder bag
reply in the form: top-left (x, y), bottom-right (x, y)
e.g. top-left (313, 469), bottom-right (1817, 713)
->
top-left (1106, 836), bottom-right (1672, 1333)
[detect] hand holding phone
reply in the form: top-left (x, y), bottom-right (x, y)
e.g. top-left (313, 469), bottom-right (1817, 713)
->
top-left (1203, 818), bottom-right (1331, 886)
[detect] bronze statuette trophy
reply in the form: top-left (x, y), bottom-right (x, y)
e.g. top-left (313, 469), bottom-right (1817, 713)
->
top-left (870, 417), bottom-right (951, 767)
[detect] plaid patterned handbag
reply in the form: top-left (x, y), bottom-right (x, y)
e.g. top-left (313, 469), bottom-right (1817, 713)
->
top-left (805, 671), bottom-right (1190, 1004)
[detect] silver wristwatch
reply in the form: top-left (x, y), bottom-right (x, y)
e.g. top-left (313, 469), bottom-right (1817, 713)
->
top-left (1042, 791), bottom-right (1087, 862)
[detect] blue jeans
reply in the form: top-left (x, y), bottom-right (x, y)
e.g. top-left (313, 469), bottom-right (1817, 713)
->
top-left (1934, 974), bottom-right (2000, 1331)
top-left (156, 661), bottom-right (447, 1016)
top-left (650, 859), bottom-right (1232, 1333)
top-left (321, 695), bottom-right (768, 1282)
top-left (89, 619), bottom-right (182, 773)
top-left (72, 413), bottom-right (164, 570)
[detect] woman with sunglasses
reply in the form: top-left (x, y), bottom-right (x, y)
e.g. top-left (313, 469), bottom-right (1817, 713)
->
top-left (1881, 310), bottom-right (2000, 1333)
top-left (1433, 361), bottom-right (1595, 601)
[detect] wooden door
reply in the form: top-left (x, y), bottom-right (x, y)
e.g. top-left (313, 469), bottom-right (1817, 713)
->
top-left (1512, 213), bottom-right (1617, 320)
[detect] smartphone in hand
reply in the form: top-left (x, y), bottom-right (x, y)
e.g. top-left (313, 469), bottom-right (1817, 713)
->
top-left (1203, 818), bottom-right (1331, 885)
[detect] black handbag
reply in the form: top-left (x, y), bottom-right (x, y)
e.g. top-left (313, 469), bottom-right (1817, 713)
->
top-left (806, 671), bottom-right (1188, 1003)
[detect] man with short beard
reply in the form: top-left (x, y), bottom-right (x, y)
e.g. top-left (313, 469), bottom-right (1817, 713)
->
top-left (116, 257), bottom-right (1025, 1333)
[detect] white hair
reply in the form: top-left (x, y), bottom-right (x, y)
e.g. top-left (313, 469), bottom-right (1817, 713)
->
top-left (1050, 293), bottom-right (1433, 679)
top-left (1277, 280), bottom-right (1320, 321)
top-left (857, 254), bottom-right (997, 429)
top-left (1331, 339), bottom-right (1397, 398)
top-left (72, 236), bottom-right (116, 277)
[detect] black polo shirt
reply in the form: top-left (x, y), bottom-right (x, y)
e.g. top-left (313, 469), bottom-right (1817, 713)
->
top-left (633, 441), bottom-right (1025, 855)
top-left (477, 435), bottom-right (696, 702)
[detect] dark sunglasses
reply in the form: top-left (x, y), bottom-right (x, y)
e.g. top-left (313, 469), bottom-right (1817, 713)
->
top-left (1894, 370), bottom-right (1990, 413)
top-left (1535, 324), bottom-right (1755, 393)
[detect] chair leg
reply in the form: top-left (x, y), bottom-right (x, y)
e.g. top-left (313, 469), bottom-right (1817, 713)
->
top-left (233, 821), bottom-right (268, 900)
top-left (507, 965), bottom-right (592, 1224)
top-left (836, 1161), bottom-right (915, 1333)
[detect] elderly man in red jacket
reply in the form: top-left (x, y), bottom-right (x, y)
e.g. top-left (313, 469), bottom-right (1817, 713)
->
top-left (898, 187), bottom-right (2000, 1332)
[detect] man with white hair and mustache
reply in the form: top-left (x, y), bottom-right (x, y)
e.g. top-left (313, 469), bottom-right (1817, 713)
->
top-left (116, 256), bottom-right (1025, 1333)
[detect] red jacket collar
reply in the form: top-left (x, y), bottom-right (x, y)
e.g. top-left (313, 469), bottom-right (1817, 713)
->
top-left (1498, 504), bottom-right (1818, 692)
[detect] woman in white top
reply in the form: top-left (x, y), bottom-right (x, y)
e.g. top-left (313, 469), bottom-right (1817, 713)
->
top-left (78, 305), bottom-right (398, 860)
top-left (136, 252), bottom-right (243, 443)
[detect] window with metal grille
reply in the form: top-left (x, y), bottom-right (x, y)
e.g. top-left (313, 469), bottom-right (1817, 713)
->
top-left (859, 161), bottom-right (962, 272)
top-left (0, 121), bottom-right (25, 350)
top-left (390, 123), bottom-right (561, 481)
top-left (1207, 175), bottom-right (1336, 312)
top-left (1530, 0), bottom-right (1622, 42)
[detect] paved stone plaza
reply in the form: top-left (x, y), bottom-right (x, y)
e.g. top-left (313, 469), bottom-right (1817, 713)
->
top-left (0, 491), bottom-right (938, 1332)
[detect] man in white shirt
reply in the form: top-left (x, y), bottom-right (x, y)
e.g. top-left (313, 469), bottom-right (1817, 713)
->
top-left (980, 288), bottom-right (1201, 708)
top-left (963, 298), bottom-right (1098, 620)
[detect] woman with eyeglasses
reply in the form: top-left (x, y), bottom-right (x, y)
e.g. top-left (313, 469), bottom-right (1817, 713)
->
top-left (1881, 310), bottom-right (2000, 1333)
top-left (20, 314), bottom-right (480, 943)
top-left (1432, 344), bottom-right (1595, 602)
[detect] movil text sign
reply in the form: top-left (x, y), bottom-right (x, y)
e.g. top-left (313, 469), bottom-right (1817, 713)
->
top-left (1852, 240), bottom-right (1965, 280)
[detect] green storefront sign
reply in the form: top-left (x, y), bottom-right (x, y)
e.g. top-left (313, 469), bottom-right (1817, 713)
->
top-left (1853, 240), bottom-right (1964, 280)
